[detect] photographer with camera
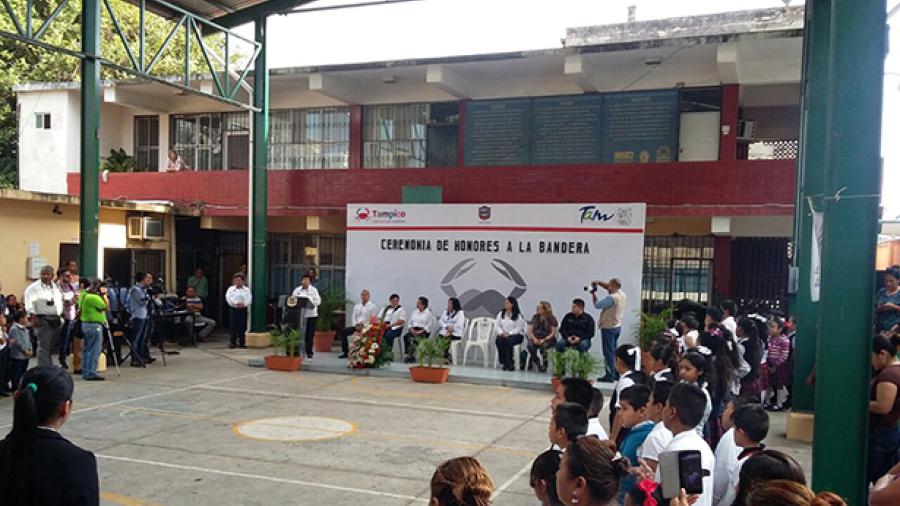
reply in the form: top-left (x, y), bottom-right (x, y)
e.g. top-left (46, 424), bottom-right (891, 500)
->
top-left (23, 265), bottom-right (64, 367)
top-left (588, 278), bottom-right (627, 382)
top-left (79, 279), bottom-right (108, 381)
top-left (127, 272), bottom-right (153, 367)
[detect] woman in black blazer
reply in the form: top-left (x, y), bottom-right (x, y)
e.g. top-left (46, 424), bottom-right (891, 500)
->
top-left (0, 366), bottom-right (99, 506)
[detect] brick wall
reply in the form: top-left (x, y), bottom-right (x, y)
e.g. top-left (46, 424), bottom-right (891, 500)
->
top-left (68, 159), bottom-right (796, 217)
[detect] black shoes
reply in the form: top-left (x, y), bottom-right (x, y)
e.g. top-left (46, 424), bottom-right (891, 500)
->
top-left (59, 361), bottom-right (68, 370)
top-left (84, 376), bottom-right (105, 381)
top-left (338, 353), bottom-right (348, 359)
top-left (229, 343), bottom-right (236, 349)
top-left (306, 352), bottom-right (313, 359)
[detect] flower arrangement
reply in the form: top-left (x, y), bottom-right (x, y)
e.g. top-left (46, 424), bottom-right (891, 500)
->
top-left (348, 317), bottom-right (393, 369)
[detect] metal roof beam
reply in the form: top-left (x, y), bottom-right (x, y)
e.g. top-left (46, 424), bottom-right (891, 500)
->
top-left (213, 0), bottom-right (311, 28)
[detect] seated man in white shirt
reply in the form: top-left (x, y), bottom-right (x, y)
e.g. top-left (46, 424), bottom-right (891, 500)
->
top-left (379, 294), bottom-right (407, 352)
top-left (551, 377), bottom-right (608, 440)
top-left (403, 296), bottom-right (433, 363)
top-left (657, 383), bottom-right (716, 506)
top-left (184, 287), bottom-right (216, 342)
top-left (338, 289), bottom-right (378, 359)
top-left (437, 297), bottom-right (465, 340)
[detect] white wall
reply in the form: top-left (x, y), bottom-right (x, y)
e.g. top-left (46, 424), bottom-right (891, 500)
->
top-left (679, 111), bottom-right (720, 162)
top-left (18, 89), bottom-right (75, 194)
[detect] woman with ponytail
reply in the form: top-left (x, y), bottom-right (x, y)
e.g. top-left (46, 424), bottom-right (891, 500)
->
top-left (430, 456), bottom-right (494, 506)
top-left (0, 366), bottom-right (99, 506)
top-left (557, 436), bottom-right (631, 506)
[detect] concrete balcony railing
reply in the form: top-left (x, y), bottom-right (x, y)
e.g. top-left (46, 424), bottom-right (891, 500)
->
top-left (67, 159), bottom-right (797, 217)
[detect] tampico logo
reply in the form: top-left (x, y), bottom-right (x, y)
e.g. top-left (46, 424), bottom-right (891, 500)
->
top-left (579, 205), bottom-right (615, 224)
top-left (354, 207), bottom-right (407, 222)
top-left (478, 205), bottom-right (492, 222)
top-left (354, 207), bottom-right (371, 221)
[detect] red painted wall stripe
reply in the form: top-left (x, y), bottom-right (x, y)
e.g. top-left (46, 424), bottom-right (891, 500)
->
top-left (346, 226), bottom-right (645, 234)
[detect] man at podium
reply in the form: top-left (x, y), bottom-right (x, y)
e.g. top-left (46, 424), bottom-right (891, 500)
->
top-left (291, 274), bottom-right (321, 358)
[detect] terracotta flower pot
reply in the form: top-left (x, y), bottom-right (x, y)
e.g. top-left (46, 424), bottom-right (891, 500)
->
top-left (551, 377), bottom-right (562, 391)
top-left (313, 330), bottom-right (337, 352)
top-left (264, 355), bottom-right (303, 372)
top-left (409, 366), bottom-right (450, 384)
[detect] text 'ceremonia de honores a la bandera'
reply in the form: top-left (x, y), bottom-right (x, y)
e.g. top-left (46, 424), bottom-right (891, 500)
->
top-left (379, 238), bottom-right (591, 254)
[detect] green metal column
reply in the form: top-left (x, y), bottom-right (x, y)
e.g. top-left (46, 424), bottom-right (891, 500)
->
top-left (811, 0), bottom-right (886, 502)
top-left (791, 0), bottom-right (831, 414)
top-left (250, 16), bottom-right (269, 332)
top-left (79, 0), bottom-right (101, 278)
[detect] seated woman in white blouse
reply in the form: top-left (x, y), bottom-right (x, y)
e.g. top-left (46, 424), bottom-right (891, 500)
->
top-left (403, 296), bottom-right (434, 362)
top-left (495, 296), bottom-right (526, 371)
top-left (438, 298), bottom-right (466, 341)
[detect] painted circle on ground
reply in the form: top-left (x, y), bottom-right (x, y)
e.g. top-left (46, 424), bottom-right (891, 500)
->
top-left (234, 416), bottom-right (356, 442)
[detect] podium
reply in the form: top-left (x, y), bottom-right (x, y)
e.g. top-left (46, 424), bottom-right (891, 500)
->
top-left (285, 295), bottom-right (314, 336)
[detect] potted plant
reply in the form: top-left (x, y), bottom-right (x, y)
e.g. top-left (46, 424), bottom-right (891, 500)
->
top-left (409, 336), bottom-right (451, 383)
top-left (635, 307), bottom-right (674, 369)
top-left (313, 288), bottom-right (348, 352)
top-left (547, 349), bottom-right (570, 391)
top-left (264, 324), bottom-right (304, 371)
top-left (569, 349), bottom-right (600, 380)
top-left (103, 148), bottom-right (135, 173)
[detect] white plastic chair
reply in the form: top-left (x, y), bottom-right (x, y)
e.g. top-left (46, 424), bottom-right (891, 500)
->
top-left (447, 317), bottom-right (467, 365)
top-left (390, 323), bottom-right (407, 358)
top-left (462, 317), bottom-right (495, 367)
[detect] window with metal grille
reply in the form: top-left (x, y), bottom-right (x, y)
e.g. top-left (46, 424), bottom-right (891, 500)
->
top-left (363, 103), bottom-right (428, 168)
top-left (642, 236), bottom-right (715, 312)
top-left (269, 107), bottom-right (350, 169)
top-left (133, 115), bottom-right (159, 171)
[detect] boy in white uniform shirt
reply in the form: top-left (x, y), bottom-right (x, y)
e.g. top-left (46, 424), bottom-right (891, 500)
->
top-left (551, 377), bottom-right (609, 440)
top-left (337, 289), bottom-right (378, 359)
top-left (713, 397), bottom-right (755, 505)
top-left (718, 404), bottom-right (769, 506)
top-left (657, 383), bottom-right (715, 506)
top-left (638, 381), bottom-right (674, 474)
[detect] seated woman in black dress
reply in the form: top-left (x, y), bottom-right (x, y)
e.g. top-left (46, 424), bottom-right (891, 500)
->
top-left (0, 366), bottom-right (99, 506)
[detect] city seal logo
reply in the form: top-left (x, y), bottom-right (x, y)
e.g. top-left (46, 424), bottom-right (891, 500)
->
top-left (354, 207), bottom-right (371, 221)
top-left (478, 205), bottom-right (492, 222)
top-left (615, 207), bottom-right (633, 226)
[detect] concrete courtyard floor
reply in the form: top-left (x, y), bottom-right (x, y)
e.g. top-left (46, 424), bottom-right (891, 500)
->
top-left (0, 341), bottom-right (812, 506)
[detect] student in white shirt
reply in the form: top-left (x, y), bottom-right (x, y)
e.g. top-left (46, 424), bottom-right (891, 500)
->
top-left (609, 344), bottom-right (644, 442)
top-left (658, 383), bottom-right (716, 506)
top-left (337, 289), bottom-right (378, 359)
top-left (291, 274), bottom-right (321, 358)
top-left (551, 377), bottom-right (609, 440)
top-left (713, 397), bottom-right (753, 505)
top-left (437, 297), bottom-right (465, 340)
top-left (403, 296), bottom-right (433, 362)
top-left (682, 314), bottom-right (701, 350)
top-left (379, 294), bottom-right (406, 352)
top-left (638, 381), bottom-right (674, 474)
top-left (678, 349), bottom-right (714, 436)
top-left (495, 296), bottom-right (526, 371)
top-left (718, 404), bottom-right (770, 506)
top-left (225, 273), bottom-right (252, 349)
top-left (720, 299), bottom-right (738, 338)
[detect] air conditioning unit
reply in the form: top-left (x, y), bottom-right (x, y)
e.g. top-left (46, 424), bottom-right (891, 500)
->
top-left (127, 216), bottom-right (165, 241)
top-left (736, 119), bottom-right (757, 141)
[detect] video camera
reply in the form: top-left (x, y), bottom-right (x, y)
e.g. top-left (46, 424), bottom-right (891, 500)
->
top-left (148, 276), bottom-right (166, 296)
top-left (583, 282), bottom-right (598, 293)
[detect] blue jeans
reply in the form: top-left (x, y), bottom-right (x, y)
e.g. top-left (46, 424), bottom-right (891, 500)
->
top-left (556, 337), bottom-right (592, 353)
top-left (81, 323), bottom-right (103, 379)
top-left (868, 426), bottom-right (900, 484)
top-left (601, 327), bottom-right (621, 379)
top-left (131, 317), bottom-right (150, 360)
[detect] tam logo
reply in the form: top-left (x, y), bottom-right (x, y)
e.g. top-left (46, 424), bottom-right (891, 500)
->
top-left (579, 205), bottom-right (615, 224)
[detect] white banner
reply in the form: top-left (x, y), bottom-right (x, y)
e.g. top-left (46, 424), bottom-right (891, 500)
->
top-left (345, 203), bottom-right (646, 355)
top-left (810, 211), bottom-right (823, 303)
